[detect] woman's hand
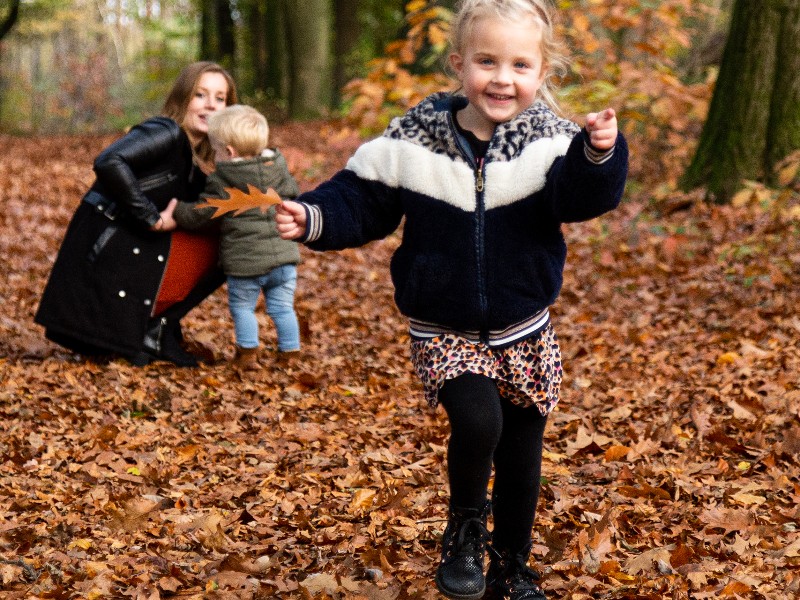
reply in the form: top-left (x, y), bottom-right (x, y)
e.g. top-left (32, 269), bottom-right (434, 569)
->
top-left (276, 200), bottom-right (307, 240)
top-left (585, 108), bottom-right (618, 150)
top-left (151, 198), bottom-right (178, 232)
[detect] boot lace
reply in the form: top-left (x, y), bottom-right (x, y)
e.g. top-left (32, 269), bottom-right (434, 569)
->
top-left (450, 515), bottom-right (489, 556)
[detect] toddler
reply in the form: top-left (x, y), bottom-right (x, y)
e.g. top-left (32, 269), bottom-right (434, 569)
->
top-left (175, 104), bottom-right (301, 368)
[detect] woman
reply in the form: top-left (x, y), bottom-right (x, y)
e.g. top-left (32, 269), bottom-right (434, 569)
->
top-left (35, 61), bottom-right (238, 366)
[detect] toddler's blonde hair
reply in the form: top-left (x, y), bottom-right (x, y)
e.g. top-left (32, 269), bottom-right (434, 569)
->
top-left (449, 0), bottom-right (568, 110)
top-left (208, 104), bottom-right (269, 158)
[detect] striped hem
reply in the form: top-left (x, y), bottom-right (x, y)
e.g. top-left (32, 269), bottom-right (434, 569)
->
top-left (409, 307), bottom-right (550, 348)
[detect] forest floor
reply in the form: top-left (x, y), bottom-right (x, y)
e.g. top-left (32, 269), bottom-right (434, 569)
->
top-left (1, 122), bottom-right (799, 600)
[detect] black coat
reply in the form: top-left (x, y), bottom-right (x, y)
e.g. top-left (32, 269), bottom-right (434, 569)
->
top-left (35, 117), bottom-right (217, 358)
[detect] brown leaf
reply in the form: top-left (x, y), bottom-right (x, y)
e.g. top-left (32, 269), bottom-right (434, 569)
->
top-left (194, 184), bottom-right (282, 218)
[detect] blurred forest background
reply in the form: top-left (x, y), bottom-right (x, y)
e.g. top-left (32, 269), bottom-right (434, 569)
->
top-left (3, 0), bottom-right (798, 204)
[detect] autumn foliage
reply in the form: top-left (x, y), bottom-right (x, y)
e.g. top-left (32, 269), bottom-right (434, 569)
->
top-left (344, 0), bottom-right (716, 190)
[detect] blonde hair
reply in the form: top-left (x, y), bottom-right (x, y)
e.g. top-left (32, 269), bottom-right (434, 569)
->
top-left (449, 0), bottom-right (568, 110)
top-left (207, 104), bottom-right (270, 158)
top-left (161, 61), bottom-right (238, 164)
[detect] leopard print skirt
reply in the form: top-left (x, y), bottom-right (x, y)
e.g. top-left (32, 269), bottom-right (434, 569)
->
top-left (410, 323), bottom-right (562, 416)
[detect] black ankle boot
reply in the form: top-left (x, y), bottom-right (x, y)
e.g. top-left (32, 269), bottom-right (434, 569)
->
top-left (132, 318), bottom-right (198, 368)
top-left (434, 501), bottom-right (490, 599)
top-left (485, 543), bottom-right (546, 600)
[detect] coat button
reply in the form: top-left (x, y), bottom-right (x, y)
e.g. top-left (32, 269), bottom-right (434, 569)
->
top-left (144, 299), bottom-right (152, 306)
top-left (133, 247), bottom-right (141, 254)
top-left (118, 290), bottom-right (126, 298)
top-left (157, 255), bottom-right (165, 262)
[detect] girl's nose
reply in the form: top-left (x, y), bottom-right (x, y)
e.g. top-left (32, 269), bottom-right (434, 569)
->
top-left (492, 65), bottom-right (513, 85)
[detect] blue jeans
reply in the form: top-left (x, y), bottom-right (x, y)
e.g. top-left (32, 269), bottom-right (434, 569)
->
top-left (227, 265), bottom-right (300, 352)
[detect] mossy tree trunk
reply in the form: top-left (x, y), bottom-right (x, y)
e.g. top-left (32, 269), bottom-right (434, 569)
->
top-left (282, 0), bottom-right (332, 119)
top-left (681, 0), bottom-right (800, 203)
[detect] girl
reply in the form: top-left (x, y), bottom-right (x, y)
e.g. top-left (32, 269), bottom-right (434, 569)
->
top-left (36, 62), bottom-right (237, 367)
top-left (277, 0), bottom-right (628, 598)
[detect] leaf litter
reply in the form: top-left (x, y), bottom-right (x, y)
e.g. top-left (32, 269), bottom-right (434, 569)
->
top-left (0, 123), bottom-right (798, 599)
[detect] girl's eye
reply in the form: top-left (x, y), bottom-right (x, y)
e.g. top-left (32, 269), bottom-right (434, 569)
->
top-left (480, 58), bottom-right (493, 66)
top-left (515, 62), bottom-right (529, 69)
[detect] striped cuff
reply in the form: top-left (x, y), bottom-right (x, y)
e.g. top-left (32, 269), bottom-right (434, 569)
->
top-left (301, 203), bottom-right (323, 243)
top-left (584, 141), bottom-right (615, 165)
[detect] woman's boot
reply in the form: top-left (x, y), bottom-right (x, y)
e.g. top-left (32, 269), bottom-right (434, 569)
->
top-left (434, 500), bottom-right (490, 599)
top-left (484, 543), bottom-right (546, 600)
top-left (132, 317), bottom-right (199, 367)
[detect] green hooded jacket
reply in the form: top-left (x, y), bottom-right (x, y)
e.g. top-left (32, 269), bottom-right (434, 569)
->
top-left (175, 149), bottom-right (301, 278)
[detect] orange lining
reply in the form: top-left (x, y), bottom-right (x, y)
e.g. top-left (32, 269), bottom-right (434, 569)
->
top-left (153, 230), bottom-right (219, 315)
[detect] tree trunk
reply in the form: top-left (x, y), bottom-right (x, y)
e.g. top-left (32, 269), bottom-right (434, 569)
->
top-left (283, 0), bottom-right (332, 119)
top-left (200, 0), bottom-right (235, 71)
top-left (0, 0), bottom-right (20, 41)
top-left (765, 1), bottom-right (800, 174)
top-left (333, 0), bottom-right (361, 105)
top-left (682, 0), bottom-right (800, 202)
top-left (265, 0), bottom-right (290, 102)
top-left (200, 0), bottom-right (216, 60)
top-left (245, 0), bottom-right (268, 97)
top-left (216, 0), bottom-right (235, 70)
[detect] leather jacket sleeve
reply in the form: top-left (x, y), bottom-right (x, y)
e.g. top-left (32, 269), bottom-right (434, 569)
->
top-left (93, 117), bottom-right (183, 229)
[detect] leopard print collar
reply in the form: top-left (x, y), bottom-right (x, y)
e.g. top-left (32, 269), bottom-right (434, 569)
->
top-left (384, 92), bottom-right (580, 163)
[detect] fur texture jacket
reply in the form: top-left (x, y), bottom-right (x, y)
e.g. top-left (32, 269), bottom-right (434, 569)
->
top-left (297, 93), bottom-right (629, 346)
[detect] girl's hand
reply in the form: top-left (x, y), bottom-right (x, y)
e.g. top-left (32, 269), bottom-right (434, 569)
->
top-left (276, 200), bottom-right (307, 240)
top-left (151, 198), bottom-right (178, 232)
top-left (585, 108), bottom-right (618, 151)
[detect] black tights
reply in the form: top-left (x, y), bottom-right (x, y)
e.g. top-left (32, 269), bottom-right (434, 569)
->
top-left (439, 373), bottom-right (548, 554)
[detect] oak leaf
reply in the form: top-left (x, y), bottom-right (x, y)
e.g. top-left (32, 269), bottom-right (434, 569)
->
top-left (194, 184), bottom-right (282, 218)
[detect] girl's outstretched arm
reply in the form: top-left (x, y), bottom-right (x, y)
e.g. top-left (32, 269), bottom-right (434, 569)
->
top-left (276, 200), bottom-right (307, 240)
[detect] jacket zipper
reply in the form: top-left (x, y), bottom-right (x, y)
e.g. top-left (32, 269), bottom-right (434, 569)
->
top-left (474, 157), bottom-right (489, 343)
top-left (139, 171), bottom-right (177, 192)
top-left (450, 114), bottom-right (491, 342)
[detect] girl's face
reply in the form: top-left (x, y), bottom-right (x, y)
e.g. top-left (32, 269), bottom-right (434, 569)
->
top-left (183, 72), bottom-right (229, 144)
top-left (450, 14), bottom-right (547, 140)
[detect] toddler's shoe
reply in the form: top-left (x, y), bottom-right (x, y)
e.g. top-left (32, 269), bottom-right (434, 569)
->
top-left (275, 349), bottom-right (301, 366)
top-left (232, 346), bottom-right (260, 371)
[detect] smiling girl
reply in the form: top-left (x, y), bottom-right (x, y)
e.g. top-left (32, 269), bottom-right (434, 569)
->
top-left (276, 1), bottom-right (628, 597)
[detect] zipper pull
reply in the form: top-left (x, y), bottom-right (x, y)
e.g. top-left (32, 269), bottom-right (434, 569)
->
top-left (476, 158), bottom-right (484, 192)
